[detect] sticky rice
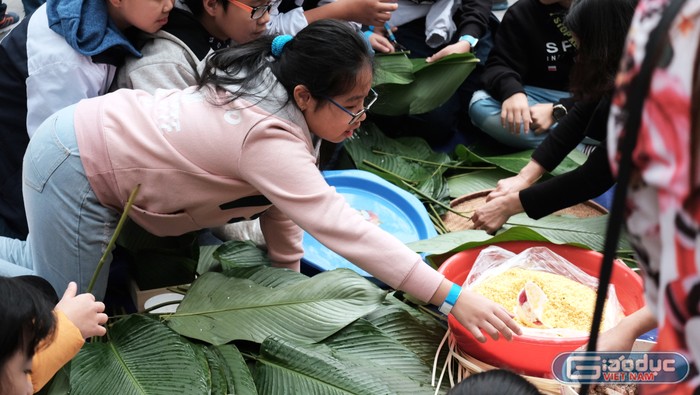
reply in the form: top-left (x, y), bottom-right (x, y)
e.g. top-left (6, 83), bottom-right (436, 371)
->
top-left (472, 267), bottom-right (614, 333)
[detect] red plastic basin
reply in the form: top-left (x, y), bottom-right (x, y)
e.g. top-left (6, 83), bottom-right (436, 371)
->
top-left (437, 241), bottom-right (645, 378)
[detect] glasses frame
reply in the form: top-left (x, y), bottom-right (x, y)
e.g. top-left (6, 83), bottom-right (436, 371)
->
top-left (228, 0), bottom-right (275, 19)
top-left (323, 88), bottom-right (378, 125)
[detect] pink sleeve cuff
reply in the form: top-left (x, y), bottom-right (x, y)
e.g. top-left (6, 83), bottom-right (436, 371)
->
top-left (397, 259), bottom-right (445, 304)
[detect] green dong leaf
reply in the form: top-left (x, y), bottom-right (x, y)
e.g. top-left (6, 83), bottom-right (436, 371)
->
top-left (67, 315), bottom-right (209, 395)
top-left (166, 269), bottom-right (386, 345)
top-left (372, 52), bottom-right (478, 115)
top-left (255, 335), bottom-right (437, 394)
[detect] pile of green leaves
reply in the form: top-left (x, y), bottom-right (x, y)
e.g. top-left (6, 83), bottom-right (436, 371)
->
top-left (344, 123), bottom-right (456, 224)
top-left (39, 116), bottom-right (638, 394)
top-left (344, 124), bottom-right (635, 263)
top-left (371, 52), bottom-right (479, 116)
top-left (39, 242), bottom-right (451, 395)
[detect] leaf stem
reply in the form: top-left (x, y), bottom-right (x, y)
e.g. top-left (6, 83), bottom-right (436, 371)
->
top-left (370, 149), bottom-right (494, 171)
top-left (358, 161), bottom-right (465, 219)
top-left (428, 205), bottom-right (449, 234)
top-left (142, 300), bottom-right (182, 314)
top-left (361, 160), bottom-right (416, 184)
top-left (398, 180), bottom-right (452, 211)
top-left (87, 185), bottom-right (141, 294)
top-left (241, 352), bottom-right (260, 361)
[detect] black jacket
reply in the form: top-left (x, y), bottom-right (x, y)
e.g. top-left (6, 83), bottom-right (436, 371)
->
top-left (520, 98), bottom-right (614, 219)
top-left (481, 0), bottom-right (576, 101)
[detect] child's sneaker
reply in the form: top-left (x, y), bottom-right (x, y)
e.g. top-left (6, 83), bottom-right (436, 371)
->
top-left (0, 11), bottom-right (21, 33)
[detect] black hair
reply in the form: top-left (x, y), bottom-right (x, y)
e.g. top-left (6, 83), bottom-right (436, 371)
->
top-left (565, 0), bottom-right (638, 101)
top-left (0, 276), bottom-right (56, 392)
top-left (447, 369), bottom-right (541, 395)
top-left (182, 0), bottom-right (229, 17)
top-left (198, 19), bottom-right (373, 109)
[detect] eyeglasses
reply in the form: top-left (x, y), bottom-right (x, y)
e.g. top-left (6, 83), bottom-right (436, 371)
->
top-left (323, 88), bottom-right (378, 124)
top-left (228, 0), bottom-right (275, 19)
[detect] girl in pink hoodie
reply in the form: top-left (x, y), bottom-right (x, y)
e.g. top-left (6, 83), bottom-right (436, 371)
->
top-left (0, 19), bottom-right (520, 344)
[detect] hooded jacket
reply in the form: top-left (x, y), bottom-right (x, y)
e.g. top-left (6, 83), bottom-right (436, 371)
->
top-left (73, 70), bottom-right (444, 304)
top-left (113, 7), bottom-right (226, 93)
top-left (0, 0), bottom-right (141, 238)
top-left (481, 0), bottom-right (576, 102)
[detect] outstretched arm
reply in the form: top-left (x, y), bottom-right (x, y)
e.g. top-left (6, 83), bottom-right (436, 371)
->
top-left (583, 306), bottom-right (657, 352)
top-left (427, 0), bottom-right (492, 62)
top-left (429, 279), bottom-right (522, 342)
top-left (304, 0), bottom-right (397, 26)
top-left (486, 160), bottom-right (545, 202)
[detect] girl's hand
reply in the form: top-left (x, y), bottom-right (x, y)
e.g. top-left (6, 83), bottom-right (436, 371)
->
top-left (529, 103), bottom-right (555, 134)
top-left (426, 41), bottom-right (471, 63)
top-left (471, 192), bottom-right (523, 234)
top-left (336, 0), bottom-right (397, 26)
top-left (501, 93), bottom-right (531, 134)
top-left (486, 160), bottom-right (544, 202)
top-left (577, 306), bottom-right (657, 352)
top-left (55, 282), bottom-right (108, 338)
top-left (452, 289), bottom-right (522, 342)
top-left (487, 175), bottom-right (531, 202)
top-left (368, 32), bottom-right (395, 53)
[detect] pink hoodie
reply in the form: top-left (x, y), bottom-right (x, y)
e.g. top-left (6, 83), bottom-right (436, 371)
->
top-left (73, 85), bottom-right (443, 302)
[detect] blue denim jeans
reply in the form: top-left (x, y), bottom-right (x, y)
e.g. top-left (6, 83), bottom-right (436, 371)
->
top-left (469, 85), bottom-right (572, 150)
top-left (0, 104), bottom-right (120, 299)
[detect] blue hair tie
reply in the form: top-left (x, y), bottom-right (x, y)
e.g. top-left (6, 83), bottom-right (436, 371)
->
top-left (271, 35), bottom-right (293, 58)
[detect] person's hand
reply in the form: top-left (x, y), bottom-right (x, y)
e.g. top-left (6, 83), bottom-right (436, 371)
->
top-left (425, 41), bottom-right (471, 63)
top-left (471, 192), bottom-right (523, 234)
top-left (486, 160), bottom-right (545, 202)
top-left (368, 31), bottom-right (395, 53)
top-left (589, 323), bottom-right (638, 353)
top-left (501, 93), bottom-right (531, 134)
top-left (55, 282), bottom-right (108, 339)
top-left (487, 175), bottom-right (533, 202)
top-left (529, 103), bottom-right (555, 134)
top-left (335, 0), bottom-right (397, 26)
top-left (452, 289), bottom-right (522, 342)
top-left (577, 306), bottom-right (657, 353)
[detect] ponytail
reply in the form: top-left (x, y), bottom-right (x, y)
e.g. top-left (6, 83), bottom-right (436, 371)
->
top-left (198, 19), bottom-right (373, 108)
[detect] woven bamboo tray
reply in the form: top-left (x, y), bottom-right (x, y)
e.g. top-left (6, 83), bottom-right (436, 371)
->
top-left (435, 329), bottom-right (644, 395)
top-left (441, 190), bottom-right (608, 232)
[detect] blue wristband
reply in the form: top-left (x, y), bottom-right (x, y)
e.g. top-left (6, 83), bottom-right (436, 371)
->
top-left (439, 283), bottom-right (462, 315)
top-left (362, 30), bottom-right (376, 54)
top-left (458, 34), bottom-right (479, 48)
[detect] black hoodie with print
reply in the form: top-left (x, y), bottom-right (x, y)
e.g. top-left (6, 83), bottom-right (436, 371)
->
top-left (481, 0), bottom-right (576, 102)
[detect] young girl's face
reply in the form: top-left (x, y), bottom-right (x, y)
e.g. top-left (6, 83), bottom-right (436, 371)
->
top-left (109, 0), bottom-right (174, 34)
top-left (304, 66), bottom-right (374, 144)
top-left (210, 0), bottom-right (270, 44)
top-left (2, 350), bottom-right (33, 395)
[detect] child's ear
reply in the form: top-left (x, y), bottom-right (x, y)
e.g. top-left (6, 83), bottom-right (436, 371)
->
top-left (293, 85), bottom-right (312, 111)
top-left (203, 0), bottom-right (220, 16)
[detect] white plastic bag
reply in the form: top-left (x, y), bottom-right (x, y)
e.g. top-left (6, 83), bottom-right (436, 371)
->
top-left (464, 245), bottom-right (624, 337)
